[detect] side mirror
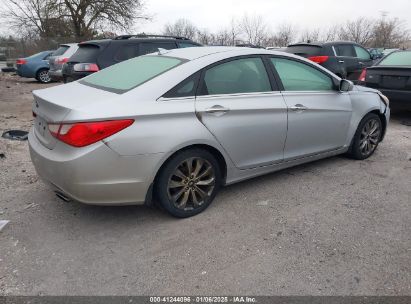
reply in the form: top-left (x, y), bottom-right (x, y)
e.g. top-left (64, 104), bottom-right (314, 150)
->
top-left (340, 79), bottom-right (354, 92)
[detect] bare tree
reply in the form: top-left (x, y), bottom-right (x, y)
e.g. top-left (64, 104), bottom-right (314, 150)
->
top-left (338, 18), bottom-right (375, 46)
top-left (163, 18), bottom-right (198, 40)
top-left (59, 0), bottom-right (146, 39)
top-left (271, 23), bottom-right (297, 46)
top-left (2, 0), bottom-right (62, 37)
top-left (321, 25), bottom-right (340, 42)
top-left (228, 18), bottom-right (240, 46)
top-left (2, 0), bottom-right (146, 40)
top-left (372, 16), bottom-right (410, 48)
top-left (239, 14), bottom-right (267, 45)
top-left (299, 28), bottom-right (320, 43)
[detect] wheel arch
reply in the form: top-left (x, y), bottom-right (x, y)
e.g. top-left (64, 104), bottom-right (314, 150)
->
top-left (153, 144), bottom-right (228, 186)
top-left (145, 143), bottom-right (228, 207)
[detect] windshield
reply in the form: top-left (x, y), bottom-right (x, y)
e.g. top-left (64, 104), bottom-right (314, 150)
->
top-left (53, 45), bottom-right (69, 56)
top-left (81, 55), bottom-right (184, 93)
top-left (379, 51), bottom-right (411, 66)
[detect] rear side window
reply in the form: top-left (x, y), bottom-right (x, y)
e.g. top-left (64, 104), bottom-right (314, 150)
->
top-left (163, 73), bottom-right (200, 98)
top-left (139, 42), bottom-right (177, 55)
top-left (53, 46), bottom-right (69, 56)
top-left (379, 51), bottom-right (411, 66)
top-left (178, 42), bottom-right (198, 48)
top-left (285, 45), bottom-right (323, 57)
top-left (114, 45), bottom-right (137, 61)
top-left (200, 57), bottom-right (271, 95)
top-left (271, 58), bottom-right (333, 91)
top-left (69, 44), bottom-right (100, 62)
top-left (82, 55), bottom-right (184, 93)
top-left (335, 45), bottom-right (356, 57)
top-left (354, 46), bottom-right (371, 60)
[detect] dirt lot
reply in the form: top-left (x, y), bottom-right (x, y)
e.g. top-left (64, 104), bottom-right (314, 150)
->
top-left (0, 73), bottom-right (410, 296)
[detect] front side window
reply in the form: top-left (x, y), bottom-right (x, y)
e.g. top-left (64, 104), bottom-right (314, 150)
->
top-left (335, 44), bottom-right (356, 57)
top-left (271, 58), bottom-right (334, 91)
top-left (354, 46), bottom-right (371, 60)
top-left (82, 55), bottom-right (184, 93)
top-left (201, 57), bottom-right (271, 95)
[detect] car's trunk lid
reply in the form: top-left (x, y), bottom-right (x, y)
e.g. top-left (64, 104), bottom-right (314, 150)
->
top-left (366, 66), bottom-right (411, 91)
top-left (32, 82), bottom-right (118, 149)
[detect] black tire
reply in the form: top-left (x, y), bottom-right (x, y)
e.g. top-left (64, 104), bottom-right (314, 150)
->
top-left (36, 69), bottom-right (51, 83)
top-left (155, 148), bottom-right (222, 218)
top-left (348, 113), bottom-right (382, 160)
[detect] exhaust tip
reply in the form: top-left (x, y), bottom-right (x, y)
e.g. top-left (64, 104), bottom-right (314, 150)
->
top-left (55, 191), bottom-right (71, 202)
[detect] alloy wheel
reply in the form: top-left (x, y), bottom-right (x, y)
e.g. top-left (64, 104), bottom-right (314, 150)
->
top-left (359, 118), bottom-right (381, 157)
top-left (167, 157), bottom-right (215, 211)
top-left (38, 70), bottom-right (51, 83)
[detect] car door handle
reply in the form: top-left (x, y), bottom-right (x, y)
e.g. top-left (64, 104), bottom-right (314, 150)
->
top-left (290, 104), bottom-right (308, 112)
top-left (339, 60), bottom-right (345, 63)
top-left (204, 105), bottom-right (230, 115)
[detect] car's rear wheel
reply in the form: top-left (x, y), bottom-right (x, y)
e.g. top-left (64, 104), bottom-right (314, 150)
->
top-left (36, 69), bottom-right (51, 83)
top-left (348, 113), bottom-right (382, 160)
top-left (155, 149), bottom-right (222, 218)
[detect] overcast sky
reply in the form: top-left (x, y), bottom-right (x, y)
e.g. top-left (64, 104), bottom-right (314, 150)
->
top-left (135, 0), bottom-right (411, 34)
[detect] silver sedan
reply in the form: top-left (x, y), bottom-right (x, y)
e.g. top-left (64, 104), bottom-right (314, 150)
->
top-left (29, 47), bottom-right (390, 217)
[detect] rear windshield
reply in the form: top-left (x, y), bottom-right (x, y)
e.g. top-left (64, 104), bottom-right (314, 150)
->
top-left (53, 45), bottom-right (69, 56)
top-left (285, 45), bottom-right (323, 56)
top-left (379, 51), bottom-right (411, 66)
top-left (69, 44), bottom-right (101, 62)
top-left (81, 55), bottom-right (184, 93)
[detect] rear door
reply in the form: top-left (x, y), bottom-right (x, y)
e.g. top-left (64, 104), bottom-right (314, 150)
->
top-left (334, 44), bottom-right (358, 79)
top-left (353, 45), bottom-right (373, 78)
top-left (195, 56), bottom-right (288, 169)
top-left (269, 56), bottom-right (352, 160)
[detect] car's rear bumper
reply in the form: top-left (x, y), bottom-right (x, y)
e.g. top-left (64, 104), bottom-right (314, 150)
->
top-left (28, 128), bottom-right (163, 205)
top-left (63, 71), bottom-right (94, 82)
top-left (379, 89), bottom-right (410, 104)
top-left (49, 69), bottom-right (63, 81)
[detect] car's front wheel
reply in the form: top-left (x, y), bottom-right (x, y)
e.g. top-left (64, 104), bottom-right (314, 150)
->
top-left (36, 69), bottom-right (51, 83)
top-left (155, 149), bottom-right (222, 218)
top-left (348, 113), bottom-right (382, 160)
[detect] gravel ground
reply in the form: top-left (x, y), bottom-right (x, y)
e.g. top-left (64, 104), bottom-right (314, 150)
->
top-left (0, 73), bottom-right (410, 296)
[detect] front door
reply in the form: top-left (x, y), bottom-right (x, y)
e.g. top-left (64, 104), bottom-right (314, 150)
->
top-left (195, 56), bottom-right (288, 169)
top-left (269, 57), bottom-right (352, 160)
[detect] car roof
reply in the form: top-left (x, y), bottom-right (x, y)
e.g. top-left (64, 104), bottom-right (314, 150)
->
top-left (153, 46), bottom-right (280, 60)
top-left (288, 41), bottom-right (359, 47)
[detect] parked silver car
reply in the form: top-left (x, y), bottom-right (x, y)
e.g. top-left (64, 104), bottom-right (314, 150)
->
top-left (48, 43), bottom-right (79, 81)
top-left (29, 47), bottom-right (390, 217)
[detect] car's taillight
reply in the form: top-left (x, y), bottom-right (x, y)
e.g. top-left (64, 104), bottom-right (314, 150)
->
top-left (16, 59), bottom-right (27, 65)
top-left (308, 56), bottom-right (329, 64)
top-left (358, 68), bottom-right (367, 82)
top-left (56, 57), bottom-right (69, 64)
top-left (73, 63), bottom-right (99, 72)
top-left (48, 120), bottom-right (134, 147)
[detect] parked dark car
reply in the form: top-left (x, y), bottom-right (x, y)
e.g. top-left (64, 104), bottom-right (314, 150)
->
top-left (359, 50), bottom-right (411, 106)
top-left (285, 41), bottom-right (377, 80)
top-left (368, 48), bottom-right (384, 60)
top-left (62, 34), bottom-right (201, 82)
top-left (16, 50), bottom-right (55, 83)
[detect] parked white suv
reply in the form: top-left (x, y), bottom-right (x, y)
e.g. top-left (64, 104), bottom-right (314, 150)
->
top-left (48, 43), bottom-right (78, 81)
